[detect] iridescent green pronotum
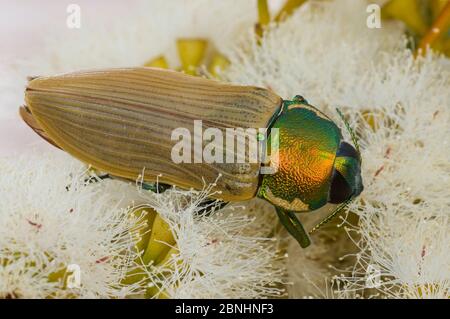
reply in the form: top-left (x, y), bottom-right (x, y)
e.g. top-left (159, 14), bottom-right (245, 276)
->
top-left (20, 67), bottom-right (363, 248)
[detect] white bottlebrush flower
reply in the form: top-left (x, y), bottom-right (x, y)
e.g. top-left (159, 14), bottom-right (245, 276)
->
top-left (335, 204), bottom-right (449, 299)
top-left (135, 183), bottom-right (286, 299)
top-left (0, 148), bottom-right (286, 299)
top-left (223, 0), bottom-right (450, 298)
top-left (0, 148), bottom-right (145, 298)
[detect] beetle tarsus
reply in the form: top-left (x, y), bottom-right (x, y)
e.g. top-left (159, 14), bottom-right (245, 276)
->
top-left (195, 199), bottom-right (228, 216)
top-left (140, 181), bottom-right (171, 193)
top-left (275, 207), bottom-right (311, 248)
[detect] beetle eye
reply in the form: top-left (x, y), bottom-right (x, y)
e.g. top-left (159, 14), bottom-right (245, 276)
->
top-left (328, 169), bottom-right (352, 204)
top-left (337, 141), bottom-right (359, 160)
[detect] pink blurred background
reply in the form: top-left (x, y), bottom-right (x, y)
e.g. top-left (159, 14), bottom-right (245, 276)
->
top-left (0, 1), bottom-right (142, 155)
top-left (1, 0), bottom-right (142, 60)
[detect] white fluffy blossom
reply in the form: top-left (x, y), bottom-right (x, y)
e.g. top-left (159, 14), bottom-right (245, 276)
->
top-left (223, 0), bottom-right (450, 298)
top-left (0, 149), bottom-right (286, 298)
top-left (140, 188), bottom-right (286, 299)
top-left (0, 149), bottom-right (144, 298)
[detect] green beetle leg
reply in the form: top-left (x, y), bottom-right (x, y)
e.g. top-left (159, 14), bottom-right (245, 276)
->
top-left (67, 173), bottom-right (116, 191)
top-left (82, 173), bottom-right (171, 193)
top-left (140, 180), bottom-right (171, 193)
top-left (83, 173), bottom-right (110, 185)
top-left (275, 207), bottom-right (311, 248)
top-left (82, 173), bottom-right (228, 215)
top-left (196, 199), bottom-right (229, 216)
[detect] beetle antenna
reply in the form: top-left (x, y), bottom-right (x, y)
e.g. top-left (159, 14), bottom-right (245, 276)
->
top-left (308, 197), bottom-right (354, 234)
top-left (336, 108), bottom-right (361, 158)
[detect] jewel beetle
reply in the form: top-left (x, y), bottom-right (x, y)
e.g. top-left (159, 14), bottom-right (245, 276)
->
top-left (21, 67), bottom-right (363, 248)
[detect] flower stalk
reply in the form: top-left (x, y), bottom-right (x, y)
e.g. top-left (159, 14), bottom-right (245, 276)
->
top-left (417, 1), bottom-right (450, 55)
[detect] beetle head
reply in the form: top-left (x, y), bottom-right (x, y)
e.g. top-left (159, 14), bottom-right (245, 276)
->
top-left (328, 141), bottom-right (363, 204)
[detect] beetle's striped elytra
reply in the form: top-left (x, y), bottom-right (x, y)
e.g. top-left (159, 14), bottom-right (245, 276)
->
top-left (21, 67), bottom-right (363, 248)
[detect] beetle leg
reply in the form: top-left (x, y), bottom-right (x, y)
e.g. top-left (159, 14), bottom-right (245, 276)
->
top-left (81, 173), bottom-right (171, 193)
top-left (80, 173), bottom-right (227, 215)
top-left (196, 199), bottom-right (229, 216)
top-left (275, 207), bottom-right (311, 248)
top-left (81, 173), bottom-right (227, 214)
top-left (95, 173), bottom-right (111, 181)
top-left (140, 181), bottom-right (171, 193)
